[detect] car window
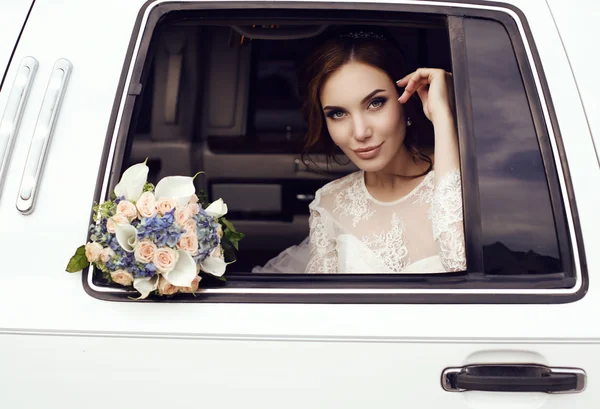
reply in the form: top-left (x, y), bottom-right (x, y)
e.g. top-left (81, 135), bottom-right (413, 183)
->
top-left (89, 6), bottom-right (580, 302)
top-left (464, 18), bottom-right (562, 275)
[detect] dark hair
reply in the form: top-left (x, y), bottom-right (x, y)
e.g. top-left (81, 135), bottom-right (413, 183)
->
top-left (298, 27), bottom-right (433, 174)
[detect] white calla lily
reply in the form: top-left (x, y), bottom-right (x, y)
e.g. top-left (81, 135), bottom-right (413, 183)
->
top-left (115, 224), bottom-right (139, 253)
top-left (205, 198), bottom-right (228, 218)
top-left (154, 176), bottom-right (196, 208)
top-left (113, 162), bottom-right (149, 202)
top-left (162, 250), bottom-right (197, 287)
top-left (133, 276), bottom-right (159, 299)
top-left (200, 255), bottom-right (227, 277)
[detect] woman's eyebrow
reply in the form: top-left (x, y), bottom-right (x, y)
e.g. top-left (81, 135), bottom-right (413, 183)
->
top-left (322, 89), bottom-right (386, 112)
top-left (360, 89), bottom-right (385, 104)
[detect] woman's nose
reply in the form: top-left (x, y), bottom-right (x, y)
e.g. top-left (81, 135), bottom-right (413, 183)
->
top-left (352, 114), bottom-right (372, 141)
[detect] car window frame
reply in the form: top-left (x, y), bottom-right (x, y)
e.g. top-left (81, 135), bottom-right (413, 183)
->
top-left (83, 0), bottom-right (587, 304)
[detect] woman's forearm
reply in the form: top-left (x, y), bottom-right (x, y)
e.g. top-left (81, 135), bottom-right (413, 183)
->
top-left (431, 110), bottom-right (460, 186)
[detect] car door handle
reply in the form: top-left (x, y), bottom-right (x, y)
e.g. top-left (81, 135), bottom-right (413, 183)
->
top-left (0, 56), bottom-right (38, 200)
top-left (16, 58), bottom-right (72, 214)
top-left (442, 364), bottom-right (586, 393)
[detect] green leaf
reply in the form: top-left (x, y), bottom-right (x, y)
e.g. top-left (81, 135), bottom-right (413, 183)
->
top-left (95, 261), bottom-right (110, 274)
top-left (220, 239), bottom-right (237, 263)
top-left (225, 230), bottom-right (245, 251)
top-left (220, 217), bottom-right (236, 232)
top-left (66, 245), bottom-right (90, 273)
top-left (95, 200), bottom-right (117, 220)
top-left (143, 182), bottom-right (155, 193)
top-left (219, 217), bottom-right (244, 250)
top-left (197, 189), bottom-right (210, 208)
top-left (92, 202), bottom-right (100, 222)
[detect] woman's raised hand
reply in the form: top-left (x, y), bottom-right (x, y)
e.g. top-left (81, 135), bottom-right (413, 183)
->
top-left (396, 68), bottom-right (454, 124)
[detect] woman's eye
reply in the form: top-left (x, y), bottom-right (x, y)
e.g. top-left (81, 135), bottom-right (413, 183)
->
top-left (369, 98), bottom-right (387, 110)
top-left (327, 111), bottom-right (345, 120)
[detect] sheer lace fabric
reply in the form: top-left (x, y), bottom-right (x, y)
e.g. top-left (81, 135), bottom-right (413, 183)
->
top-left (305, 169), bottom-right (466, 274)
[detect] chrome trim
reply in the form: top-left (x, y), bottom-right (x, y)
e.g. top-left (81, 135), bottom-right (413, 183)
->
top-left (16, 59), bottom-right (72, 214)
top-left (441, 367), bottom-right (466, 392)
top-left (548, 367), bottom-right (587, 394)
top-left (0, 57), bottom-right (38, 200)
top-left (90, 0), bottom-right (584, 297)
top-left (442, 364), bottom-right (586, 393)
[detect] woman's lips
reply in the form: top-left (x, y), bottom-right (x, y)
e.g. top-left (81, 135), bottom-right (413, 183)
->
top-left (353, 142), bottom-right (384, 159)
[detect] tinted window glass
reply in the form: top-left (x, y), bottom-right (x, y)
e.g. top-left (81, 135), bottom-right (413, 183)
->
top-left (464, 18), bottom-right (561, 274)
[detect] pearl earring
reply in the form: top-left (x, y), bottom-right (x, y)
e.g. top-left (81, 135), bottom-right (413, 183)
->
top-left (407, 117), bottom-right (412, 126)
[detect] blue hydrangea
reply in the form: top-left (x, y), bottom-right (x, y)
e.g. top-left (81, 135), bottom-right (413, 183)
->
top-left (89, 220), bottom-right (111, 246)
top-left (137, 209), bottom-right (183, 246)
top-left (194, 208), bottom-right (220, 261)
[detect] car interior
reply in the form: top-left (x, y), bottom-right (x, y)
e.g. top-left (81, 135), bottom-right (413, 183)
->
top-left (122, 13), bottom-right (452, 272)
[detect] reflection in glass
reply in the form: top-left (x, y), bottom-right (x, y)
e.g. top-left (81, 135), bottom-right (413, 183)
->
top-left (464, 18), bottom-right (561, 274)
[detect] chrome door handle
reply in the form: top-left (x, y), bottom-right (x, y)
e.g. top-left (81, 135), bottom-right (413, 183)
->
top-left (0, 57), bottom-right (38, 200)
top-left (16, 59), bottom-right (72, 214)
top-left (442, 364), bottom-right (586, 393)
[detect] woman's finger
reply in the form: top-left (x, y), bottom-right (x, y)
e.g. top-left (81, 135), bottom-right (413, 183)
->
top-left (395, 72), bottom-right (413, 86)
top-left (398, 75), bottom-right (430, 103)
top-left (416, 84), bottom-right (429, 102)
top-left (397, 69), bottom-right (425, 87)
top-left (397, 68), bottom-right (448, 86)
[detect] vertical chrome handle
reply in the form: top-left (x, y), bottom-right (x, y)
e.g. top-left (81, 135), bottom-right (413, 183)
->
top-left (16, 59), bottom-right (72, 214)
top-left (0, 57), bottom-right (38, 200)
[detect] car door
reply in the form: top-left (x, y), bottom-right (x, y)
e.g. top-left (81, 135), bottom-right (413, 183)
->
top-left (0, 1), bottom-right (598, 408)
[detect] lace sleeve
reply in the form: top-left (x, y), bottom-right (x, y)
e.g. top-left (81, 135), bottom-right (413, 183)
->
top-left (305, 208), bottom-right (338, 273)
top-left (430, 169), bottom-right (467, 271)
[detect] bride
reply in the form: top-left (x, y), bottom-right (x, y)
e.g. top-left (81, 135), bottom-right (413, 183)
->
top-left (255, 28), bottom-right (466, 274)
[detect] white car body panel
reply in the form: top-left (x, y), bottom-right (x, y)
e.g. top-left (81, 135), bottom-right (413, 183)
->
top-left (0, 0), bottom-right (598, 407)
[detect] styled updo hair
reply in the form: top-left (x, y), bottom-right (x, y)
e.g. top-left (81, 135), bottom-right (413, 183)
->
top-left (297, 26), bottom-right (434, 173)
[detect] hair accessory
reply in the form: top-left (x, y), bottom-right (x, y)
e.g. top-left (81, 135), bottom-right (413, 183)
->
top-left (339, 30), bottom-right (387, 41)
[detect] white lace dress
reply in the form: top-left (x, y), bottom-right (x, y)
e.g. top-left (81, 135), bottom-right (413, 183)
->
top-left (305, 169), bottom-right (466, 274)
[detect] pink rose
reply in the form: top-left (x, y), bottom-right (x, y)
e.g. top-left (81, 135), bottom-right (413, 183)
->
top-left (182, 219), bottom-right (197, 235)
top-left (156, 197), bottom-right (177, 216)
top-left (177, 233), bottom-right (199, 255)
top-left (158, 276), bottom-right (179, 296)
top-left (153, 247), bottom-right (179, 274)
top-left (85, 242), bottom-right (104, 263)
top-left (175, 206), bottom-right (192, 225)
top-left (186, 202), bottom-right (200, 216)
top-left (135, 240), bottom-right (157, 264)
top-left (210, 245), bottom-right (224, 260)
top-left (99, 247), bottom-right (115, 263)
top-left (111, 270), bottom-right (134, 286)
top-left (188, 195), bottom-right (199, 204)
top-left (117, 200), bottom-right (137, 221)
top-left (178, 276), bottom-right (201, 293)
top-left (107, 214), bottom-right (130, 234)
top-left (136, 191), bottom-right (156, 218)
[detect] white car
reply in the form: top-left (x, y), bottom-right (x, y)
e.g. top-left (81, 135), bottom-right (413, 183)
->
top-left (0, 0), bottom-right (598, 407)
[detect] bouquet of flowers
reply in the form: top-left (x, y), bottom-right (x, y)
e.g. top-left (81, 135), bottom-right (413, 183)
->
top-left (66, 161), bottom-right (243, 299)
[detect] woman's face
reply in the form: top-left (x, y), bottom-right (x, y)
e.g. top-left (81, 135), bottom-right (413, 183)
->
top-left (320, 61), bottom-right (407, 173)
